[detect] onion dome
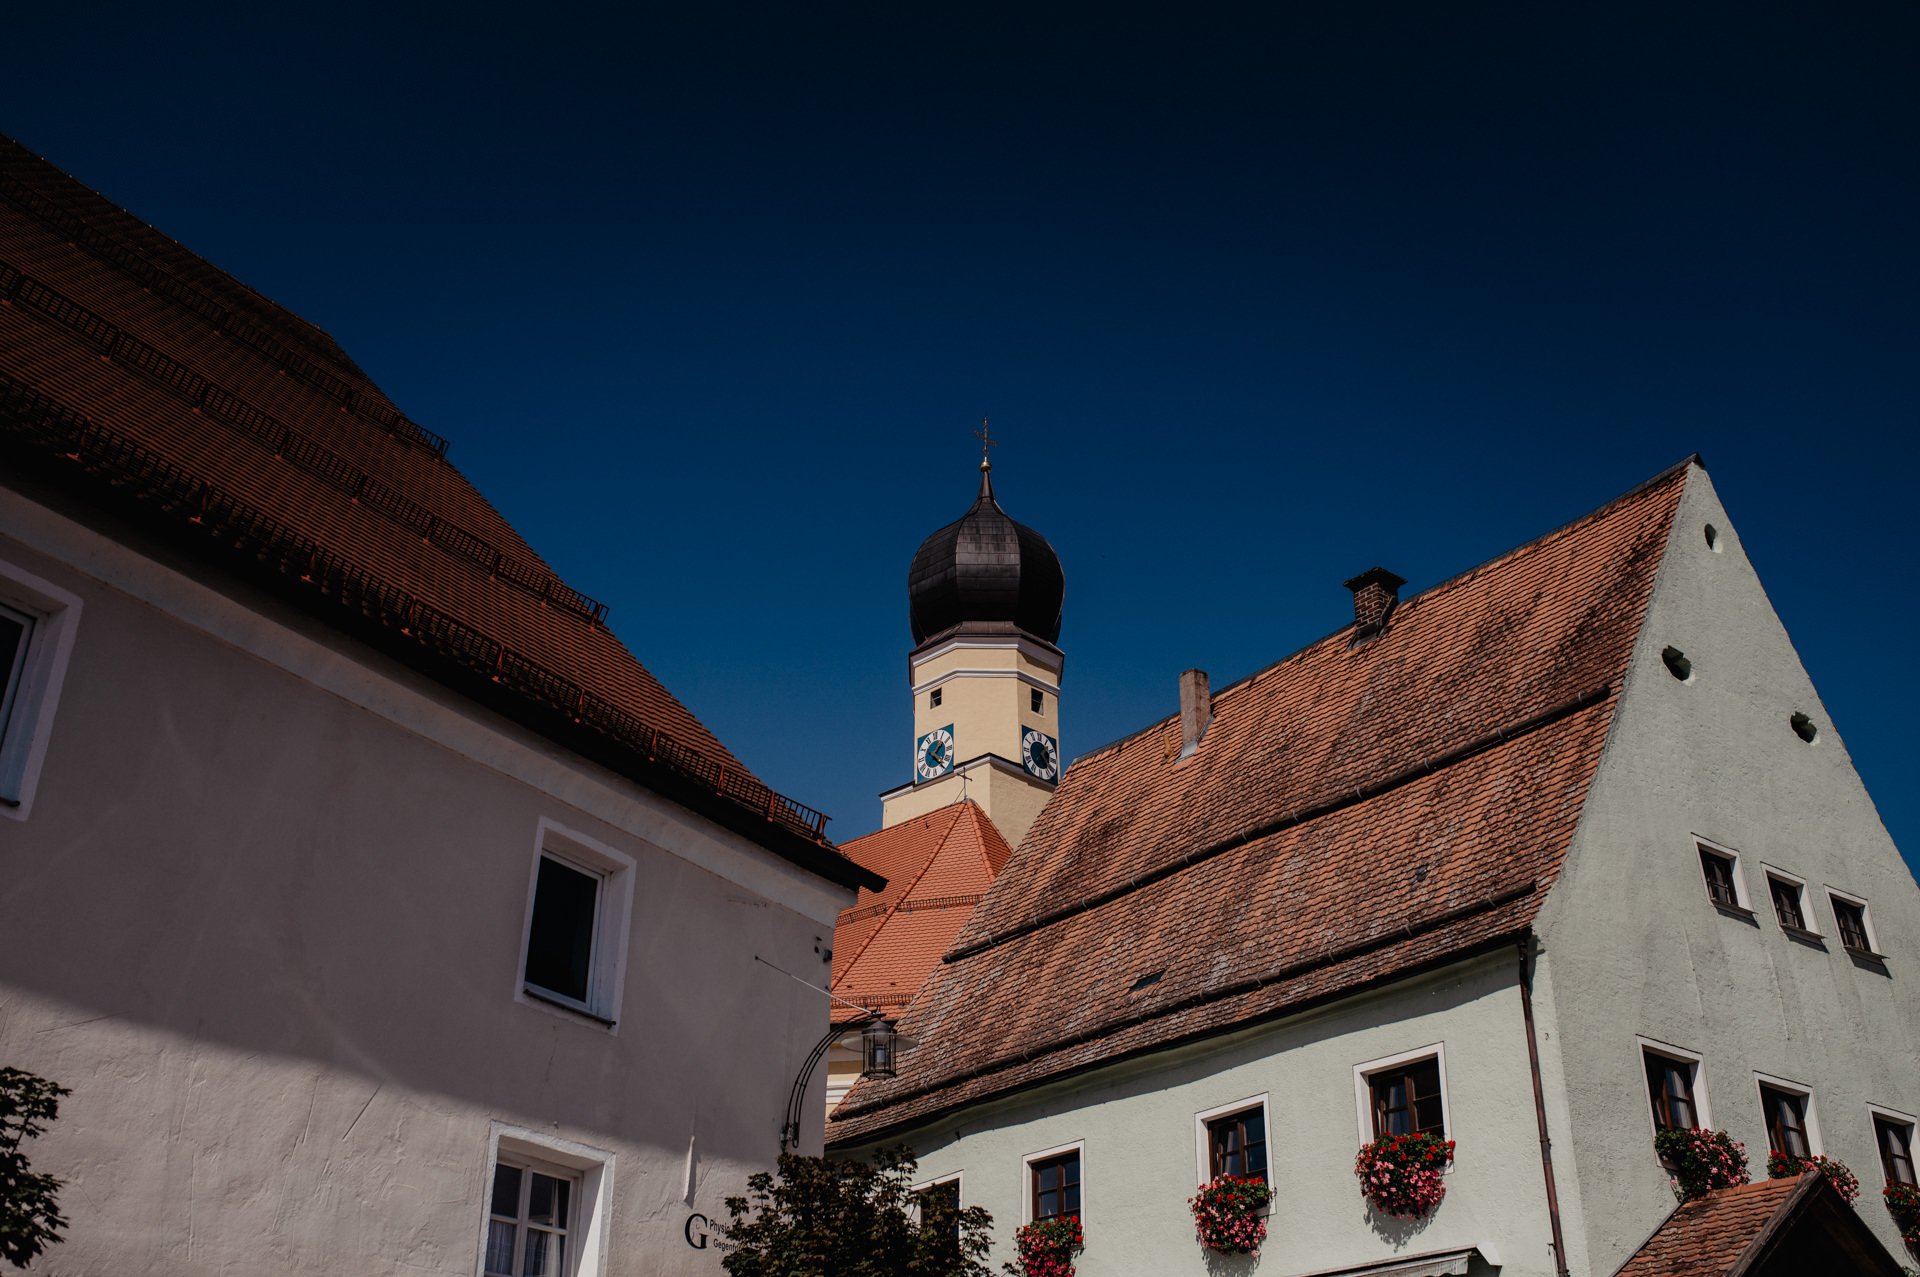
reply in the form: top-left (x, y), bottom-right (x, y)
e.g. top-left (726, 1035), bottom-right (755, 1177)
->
top-left (908, 457), bottom-right (1064, 645)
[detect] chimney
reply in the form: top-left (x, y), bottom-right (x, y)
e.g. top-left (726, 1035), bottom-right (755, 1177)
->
top-left (1178, 668), bottom-right (1212, 758)
top-left (1344, 567), bottom-right (1407, 637)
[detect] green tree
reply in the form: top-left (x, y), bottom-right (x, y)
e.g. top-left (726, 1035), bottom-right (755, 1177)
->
top-left (721, 1146), bottom-right (993, 1277)
top-left (0, 1067), bottom-right (69, 1268)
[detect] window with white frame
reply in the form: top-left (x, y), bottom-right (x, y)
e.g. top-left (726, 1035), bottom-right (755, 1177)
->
top-left (1023, 1142), bottom-right (1082, 1223)
top-left (912, 1174), bottom-right (964, 1264)
top-left (1763, 868), bottom-right (1816, 936)
top-left (517, 820), bottom-right (636, 1025)
top-left (1696, 838), bottom-right (1749, 912)
top-left (487, 1160), bottom-right (575, 1277)
top-left (0, 560), bottom-right (82, 819)
top-left (1826, 889), bottom-right (1880, 957)
top-left (479, 1126), bottom-right (612, 1277)
top-left (1355, 1045), bottom-right (1449, 1141)
top-left (1873, 1110), bottom-right (1917, 1187)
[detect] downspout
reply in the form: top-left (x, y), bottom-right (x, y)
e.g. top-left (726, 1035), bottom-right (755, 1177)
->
top-left (1518, 935), bottom-right (1573, 1277)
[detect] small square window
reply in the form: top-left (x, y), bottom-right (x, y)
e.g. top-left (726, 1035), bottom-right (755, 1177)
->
top-left (1875, 1114), bottom-right (1916, 1187)
top-left (1030, 689), bottom-right (1044, 713)
top-left (1206, 1106), bottom-right (1268, 1183)
top-left (1644, 1050), bottom-right (1702, 1132)
top-left (1830, 894), bottom-right (1875, 955)
top-left (1368, 1057), bottom-right (1445, 1139)
top-left (1029, 1149), bottom-right (1081, 1222)
top-left (929, 688), bottom-right (942, 708)
top-left (1760, 1083), bottom-right (1813, 1158)
top-left (485, 1160), bottom-right (574, 1277)
top-left (1699, 845), bottom-right (1741, 910)
top-left (1768, 875), bottom-right (1809, 933)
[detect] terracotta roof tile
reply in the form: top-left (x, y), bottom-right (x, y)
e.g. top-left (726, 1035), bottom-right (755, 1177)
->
top-left (0, 134), bottom-right (870, 881)
top-left (1613, 1177), bottom-right (1806, 1277)
top-left (829, 462), bottom-right (1689, 1143)
top-left (831, 802), bottom-right (1012, 1024)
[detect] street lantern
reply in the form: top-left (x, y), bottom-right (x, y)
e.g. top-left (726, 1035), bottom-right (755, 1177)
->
top-left (861, 1017), bottom-right (898, 1080)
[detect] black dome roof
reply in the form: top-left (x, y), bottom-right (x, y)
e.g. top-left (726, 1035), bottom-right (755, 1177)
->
top-left (908, 462), bottom-right (1064, 645)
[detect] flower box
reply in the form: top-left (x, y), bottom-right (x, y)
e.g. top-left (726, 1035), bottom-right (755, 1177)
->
top-left (1354, 1132), bottom-right (1455, 1220)
top-left (1190, 1174), bottom-right (1273, 1253)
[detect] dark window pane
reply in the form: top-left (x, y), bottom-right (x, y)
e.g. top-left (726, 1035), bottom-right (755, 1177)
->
top-left (526, 857), bottom-right (599, 1003)
top-left (528, 1172), bottom-right (568, 1227)
top-left (1878, 1118), bottom-right (1916, 1186)
top-left (0, 607), bottom-right (31, 738)
top-left (1762, 1087), bottom-right (1810, 1157)
top-left (1644, 1054), bottom-right (1697, 1131)
top-left (1834, 900), bottom-right (1870, 952)
top-left (1700, 850), bottom-right (1738, 907)
top-left (1032, 1152), bottom-right (1080, 1221)
top-left (491, 1163), bottom-right (523, 1217)
top-left (1770, 879), bottom-right (1805, 931)
top-left (1371, 1059), bottom-right (1444, 1139)
top-left (1209, 1108), bottom-right (1269, 1181)
top-left (485, 1220), bottom-right (517, 1275)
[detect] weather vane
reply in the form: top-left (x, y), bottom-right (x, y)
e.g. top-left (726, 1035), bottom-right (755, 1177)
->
top-left (975, 417), bottom-right (996, 466)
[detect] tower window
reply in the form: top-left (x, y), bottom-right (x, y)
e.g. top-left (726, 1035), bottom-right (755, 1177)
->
top-left (1031, 689), bottom-right (1044, 713)
top-left (929, 688), bottom-right (942, 708)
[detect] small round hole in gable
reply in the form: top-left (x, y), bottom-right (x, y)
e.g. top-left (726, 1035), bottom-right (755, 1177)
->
top-left (1704, 524), bottom-right (1721, 552)
top-left (1790, 712), bottom-right (1818, 744)
top-left (1662, 646), bottom-right (1693, 682)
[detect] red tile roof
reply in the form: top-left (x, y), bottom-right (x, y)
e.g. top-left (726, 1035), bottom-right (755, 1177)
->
top-left (0, 134), bottom-right (878, 890)
top-left (1614, 1177), bottom-right (1808, 1277)
top-left (1612, 1172), bottom-right (1905, 1277)
top-left (829, 461), bottom-right (1692, 1143)
top-left (831, 801), bottom-right (1013, 1024)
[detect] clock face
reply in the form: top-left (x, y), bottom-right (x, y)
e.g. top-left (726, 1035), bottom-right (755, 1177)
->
top-left (1021, 728), bottom-right (1059, 782)
top-left (915, 725), bottom-right (955, 781)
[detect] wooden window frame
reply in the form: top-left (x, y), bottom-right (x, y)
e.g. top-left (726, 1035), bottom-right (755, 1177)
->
top-left (1194, 1095), bottom-right (1270, 1187)
top-left (1022, 1142), bottom-right (1084, 1225)
top-left (1644, 1049), bottom-right (1703, 1133)
top-left (1825, 888), bottom-right (1880, 957)
top-left (1761, 866), bottom-right (1819, 939)
top-left (911, 1174), bottom-right (964, 1259)
top-left (1871, 1108), bottom-right (1918, 1187)
top-left (1636, 1037), bottom-right (1713, 1139)
top-left (1756, 1076), bottom-right (1820, 1159)
top-left (1695, 838), bottom-right (1750, 913)
top-left (1353, 1044), bottom-right (1451, 1145)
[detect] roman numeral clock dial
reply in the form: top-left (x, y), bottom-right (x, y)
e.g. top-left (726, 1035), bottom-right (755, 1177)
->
top-left (1022, 728), bottom-right (1059, 782)
top-left (915, 725), bottom-right (955, 781)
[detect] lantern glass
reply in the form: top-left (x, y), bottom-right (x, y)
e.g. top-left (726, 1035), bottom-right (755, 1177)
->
top-left (861, 1018), bottom-right (898, 1079)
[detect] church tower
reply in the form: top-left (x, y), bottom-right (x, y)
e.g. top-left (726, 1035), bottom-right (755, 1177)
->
top-left (878, 445), bottom-right (1065, 849)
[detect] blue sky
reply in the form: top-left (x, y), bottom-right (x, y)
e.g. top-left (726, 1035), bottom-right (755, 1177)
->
top-left (6, 3), bottom-right (1915, 863)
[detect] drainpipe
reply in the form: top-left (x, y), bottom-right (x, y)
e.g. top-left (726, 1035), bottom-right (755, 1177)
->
top-left (1518, 936), bottom-right (1573, 1277)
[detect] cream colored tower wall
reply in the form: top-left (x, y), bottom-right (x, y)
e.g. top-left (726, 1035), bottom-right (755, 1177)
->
top-left (909, 637), bottom-right (1061, 766)
top-left (883, 635), bottom-right (1062, 847)
top-left (880, 759), bottom-right (1054, 850)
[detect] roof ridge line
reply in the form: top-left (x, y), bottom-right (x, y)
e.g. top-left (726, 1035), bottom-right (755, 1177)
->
top-left (834, 805), bottom-right (971, 982)
top-left (836, 884), bottom-right (1537, 1130)
top-left (0, 164), bottom-right (443, 456)
top-left (1062, 458), bottom-right (1698, 771)
top-left (947, 686), bottom-right (1612, 962)
top-left (0, 272), bottom-right (605, 624)
top-left (0, 134), bottom-right (375, 394)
